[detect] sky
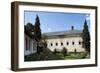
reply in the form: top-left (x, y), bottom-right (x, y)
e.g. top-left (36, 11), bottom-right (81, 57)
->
top-left (24, 11), bottom-right (90, 33)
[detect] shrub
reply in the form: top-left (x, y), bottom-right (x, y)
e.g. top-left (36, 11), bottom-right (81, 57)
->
top-left (54, 48), bottom-right (57, 54)
top-left (62, 47), bottom-right (68, 57)
top-left (74, 49), bottom-right (77, 54)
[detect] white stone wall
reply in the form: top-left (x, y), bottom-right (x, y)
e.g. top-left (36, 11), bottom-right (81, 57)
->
top-left (46, 36), bottom-right (85, 52)
top-left (24, 34), bottom-right (37, 56)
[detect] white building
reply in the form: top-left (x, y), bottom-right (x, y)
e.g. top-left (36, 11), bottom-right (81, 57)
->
top-left (24, 25), bottom-right (37, 56)
top-left (24, 25), bottom-right (86, 56)
top-left (42, 26), bottom-right (85, 52)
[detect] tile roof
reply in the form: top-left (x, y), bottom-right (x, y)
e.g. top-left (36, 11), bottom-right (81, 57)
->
top-left (42, 30), bottom-right (82, 39)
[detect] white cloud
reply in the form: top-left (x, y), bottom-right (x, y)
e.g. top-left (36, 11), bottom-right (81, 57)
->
top-left (86, 14), bottom-right (90, 21)
top-left (86, 16), bottom-right (90, 21)
top-left (86, 14), bottom-right (89, 17)
top-left (47, 28), bottom-right (52, 32)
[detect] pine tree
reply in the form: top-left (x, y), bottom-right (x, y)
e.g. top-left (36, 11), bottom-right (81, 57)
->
top-left (34, 15), bottom-right (41, 41)
top-left (82, 20), bottom-right (90, 53)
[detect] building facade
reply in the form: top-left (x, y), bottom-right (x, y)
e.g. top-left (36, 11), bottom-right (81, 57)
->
top-left (24, 25), bottom-right (37, 56)
top-left (24, 25), bottom-right (86, 56)
top-left (43, 26), bottom-right (85, 52)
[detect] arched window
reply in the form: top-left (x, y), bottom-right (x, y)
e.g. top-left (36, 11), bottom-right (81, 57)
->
top-left (61, 42), bottom-right (63, 46)
top-left (25, 38), bottom-right (28, 50)
top-left (66, 42), bottom-right (69, 45)
top-left (29, 40), bottom-right (31, 50)
top-left (79, 41), bottom-right (81, 45)
top-left (72, 42), bottom-right (75, 45)
top-left (56, 43), bottom-right (58, 46)
top-left (51, 43), bottom-right (53, 46)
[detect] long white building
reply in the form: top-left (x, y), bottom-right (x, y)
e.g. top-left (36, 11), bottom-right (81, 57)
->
top-left (24, 25), bottom-right (85, 56)
top-left (42, 26), bottom-right (85, 52)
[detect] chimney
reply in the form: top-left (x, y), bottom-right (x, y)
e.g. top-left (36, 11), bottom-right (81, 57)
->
top-left (71, 26), bottom-right (74, 30)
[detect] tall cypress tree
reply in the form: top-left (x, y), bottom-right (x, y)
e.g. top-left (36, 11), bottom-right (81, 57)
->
top-left (34, 15), bottom-right (41, 41)
top-left (82, 20), bottom-right (90, 53)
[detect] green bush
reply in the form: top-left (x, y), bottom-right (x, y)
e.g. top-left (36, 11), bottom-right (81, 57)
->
top-left (62, 47), bottom-right (68, 57)
top-left (54, 48), bottom-right (57, 54)
top-left (74, 49), bottom-right (77, 54)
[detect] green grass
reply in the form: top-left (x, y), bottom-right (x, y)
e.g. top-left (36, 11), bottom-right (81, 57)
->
top-left (55, 52), bottom-right (88, 60)
top-left (24, 48), bottom-right (63, 61)
top-left (25, 47), bottom-right (89, 61)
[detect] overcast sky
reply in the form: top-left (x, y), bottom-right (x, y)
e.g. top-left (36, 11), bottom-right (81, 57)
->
top-left (24, 11), bottom-right (90, 33)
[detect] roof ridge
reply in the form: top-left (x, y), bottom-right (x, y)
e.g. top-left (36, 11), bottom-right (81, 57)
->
top-left (42, 29), bottom-right (82, 34)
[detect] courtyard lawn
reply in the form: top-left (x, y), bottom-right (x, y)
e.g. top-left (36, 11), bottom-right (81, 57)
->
top-left (55, 52), bottom-right (88, 60)
top-left (25, 47), bottom-right (89, 61)
top-left (25, 52), bottom-right (88, 61)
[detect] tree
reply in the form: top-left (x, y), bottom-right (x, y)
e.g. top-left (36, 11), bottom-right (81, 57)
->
top-left (34, 15), bottom-right (42, 54)
top-left (82, 20), bottom-right (90, 53)
top-left (25, 22), bottom-right (34, 33)
top-left (74, 49), bottom-right (77, 54)
top-left (25, 23), bottom-right (34, 38)
top-left (26, 23), bottom-right (34, 30)
top-left (54, 48), bottom-right (57, 54)
top-left (62, 47), bottom-right (68, 57)
top-left (34, 15), bottom-right (41, 41)
top-left (42, 35), bottom-right (48, 48)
